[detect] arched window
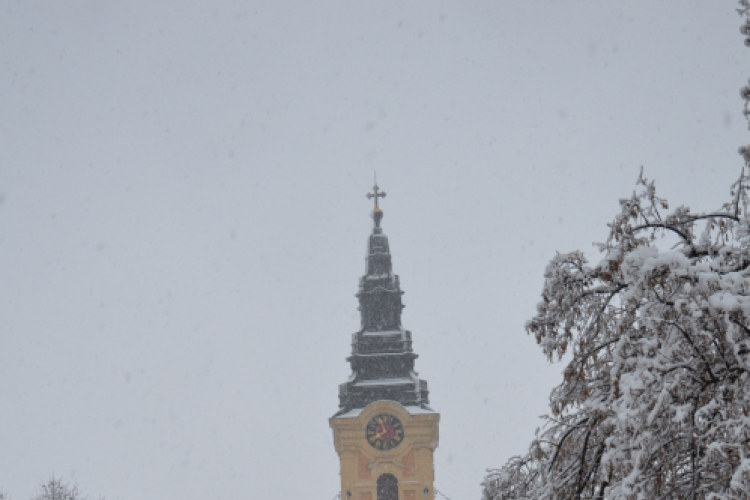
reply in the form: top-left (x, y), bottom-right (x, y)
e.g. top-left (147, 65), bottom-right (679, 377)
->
top-left (377, 473), bottom-right (398, 500)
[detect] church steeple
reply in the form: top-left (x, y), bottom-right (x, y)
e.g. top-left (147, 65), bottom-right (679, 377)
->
top-left (330, 185), bottom-right (439, 500)
top-left (335, 184), bottom-right (431, 415)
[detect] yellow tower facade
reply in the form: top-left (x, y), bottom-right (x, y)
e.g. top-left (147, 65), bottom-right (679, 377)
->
top-left (331, 401), bottom-right (439, 500)
top-left (331, 185), bottom-right (439, 500)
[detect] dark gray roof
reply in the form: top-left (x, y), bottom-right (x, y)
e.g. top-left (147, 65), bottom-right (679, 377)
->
top-left (334, 206), bottom-right (430, 417)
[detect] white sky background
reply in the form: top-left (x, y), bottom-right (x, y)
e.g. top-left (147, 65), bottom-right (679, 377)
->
top-left (0, 1), bottom-right (748, 499)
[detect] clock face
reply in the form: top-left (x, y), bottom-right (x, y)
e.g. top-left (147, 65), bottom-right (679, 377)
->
top-left (366, 414), bottom-right (405, 450)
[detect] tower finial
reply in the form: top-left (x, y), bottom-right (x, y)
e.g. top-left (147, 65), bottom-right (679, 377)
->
top-left (366, 179), bottom-right (386, 228)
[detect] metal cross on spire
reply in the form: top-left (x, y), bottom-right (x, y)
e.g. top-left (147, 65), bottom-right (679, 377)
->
top-left (366, 181), bottom-right (386, 210)
top-left (366, 175), bottom-right (387, 229)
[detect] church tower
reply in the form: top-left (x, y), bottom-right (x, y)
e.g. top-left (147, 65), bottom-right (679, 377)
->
top-left (330, 185), bottom-right (439, 500)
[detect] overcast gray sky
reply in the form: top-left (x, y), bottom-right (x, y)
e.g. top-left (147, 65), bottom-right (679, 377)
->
top-left (1, 1), bottom-right (748, 499)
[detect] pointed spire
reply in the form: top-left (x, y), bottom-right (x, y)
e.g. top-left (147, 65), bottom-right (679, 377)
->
top-left (334, 183), bottom-right (431, 415)
top-left (362, 181), bottom-right (398, 327)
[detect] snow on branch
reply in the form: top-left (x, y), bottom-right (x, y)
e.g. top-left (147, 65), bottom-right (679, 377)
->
top-left (485, 171), bottom-right (750, 500)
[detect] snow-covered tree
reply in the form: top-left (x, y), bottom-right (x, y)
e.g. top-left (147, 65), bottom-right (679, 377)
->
top-left (485, 167), bottom-right (750, 500)
top-left (483, 5), bottom-right (750, 500)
